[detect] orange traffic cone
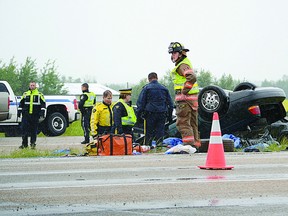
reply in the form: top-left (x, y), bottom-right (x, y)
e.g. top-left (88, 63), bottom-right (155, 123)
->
top-left (198, 112), bottom-right (234, 170)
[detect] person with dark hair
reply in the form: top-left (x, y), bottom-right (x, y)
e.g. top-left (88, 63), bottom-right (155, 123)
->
top-left (18, 81), bottom-right (46, 149)
top-left (168, 42), bottom-right (201, 148)
top-left (112, 88), bottom-right (137, 135)
top-left (137, 72), bottom-right (173, 145)
top-left (90, 90), bottom-right (113, 138)
top-left (78, 83), bottom-right (96, 144)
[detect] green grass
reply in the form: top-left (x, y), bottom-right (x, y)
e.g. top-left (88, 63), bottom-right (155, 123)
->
top-left (30, 119), bottom-right (82, 137)
top-left (63, 120), bottom-right (82, 136)
top-left (0, 120), bottom-right (82, 137)
top-left (266, 137), bottom-right (288, 152)
top-left (0, 147), bottom-right (83, 159)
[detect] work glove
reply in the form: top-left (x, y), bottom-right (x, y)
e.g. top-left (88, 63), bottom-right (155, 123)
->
top-left (17, 110), bottom-right (22, 118)
top-left (181, 88), bottom-right (190, 95)
top-left (40, 110), bottom-right (45, 118)
top-left (92, 135), bottom-right (98, 145)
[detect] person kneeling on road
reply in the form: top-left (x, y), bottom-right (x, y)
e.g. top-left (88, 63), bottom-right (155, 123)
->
top-left (90, 90), bottom-right (114, 140)
top-left (112, 88), bottom-right (137, 136)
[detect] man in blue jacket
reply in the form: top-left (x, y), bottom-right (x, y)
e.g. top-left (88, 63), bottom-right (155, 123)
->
top-left (137, 72), bottom-right (174, 146)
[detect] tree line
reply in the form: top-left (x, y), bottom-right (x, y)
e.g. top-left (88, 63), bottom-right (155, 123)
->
top-left (1, 58), bottom-right (287, 103)
top-left (0, 58), bottom-right (67, 95)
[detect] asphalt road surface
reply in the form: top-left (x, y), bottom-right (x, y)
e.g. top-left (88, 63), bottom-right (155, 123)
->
top-left (0, 137), bottom-right (288, 215)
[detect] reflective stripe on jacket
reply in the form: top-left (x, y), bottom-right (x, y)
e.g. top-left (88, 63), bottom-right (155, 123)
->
top-left (21, 89), bottom-right (45, 114)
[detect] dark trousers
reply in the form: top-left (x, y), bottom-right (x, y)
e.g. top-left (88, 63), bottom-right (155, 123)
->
top-left (81, 109), bottom-right (92, 142)
top-left (145, 112), bottom-right (166, 145)
top-left (112, 125), bottom-right (133, 140)
top-left (122, 125), bottom-right (133, 136)
top-left (97, 126), bottom-right (112, 136)
top-left (21, 114), bottom-right (40, 146)
top-left (122, 125), bottom-right (134, 142)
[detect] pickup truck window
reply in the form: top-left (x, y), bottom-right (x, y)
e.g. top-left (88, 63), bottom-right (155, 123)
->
top-left (0, 83), bottom-right (9, 93)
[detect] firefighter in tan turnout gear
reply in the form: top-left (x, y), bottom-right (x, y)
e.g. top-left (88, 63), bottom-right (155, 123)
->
top-left (168, 42), bottom-right (201, 148)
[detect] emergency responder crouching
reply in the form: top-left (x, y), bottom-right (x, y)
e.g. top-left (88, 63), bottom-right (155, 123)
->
top-left (112, 88), bottom-right (137, 135)
top-left (168, 42), bottom-right (201, 148)
top-left (78, 83), bottom-right (96, 144)
top-left (90, 90), bottom-right (114, 139)
top-left (18, 81), bottom-right (46, 149)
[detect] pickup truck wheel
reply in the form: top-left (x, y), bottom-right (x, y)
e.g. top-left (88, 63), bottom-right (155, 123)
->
top-left (198, 85), bottom-right (228, 121)
top-left (42, 112), bottom-right (67, 136)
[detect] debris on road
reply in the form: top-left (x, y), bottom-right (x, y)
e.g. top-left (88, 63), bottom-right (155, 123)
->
top-left (165, 144), bottom-right (197, 154)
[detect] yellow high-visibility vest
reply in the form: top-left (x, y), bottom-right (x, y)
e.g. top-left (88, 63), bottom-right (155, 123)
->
top-left (118, 99), bottom-right (137, 126)
top-left (22, 89), bottom-right (45, 114)
top-left (171, 57), bottom-right (199, 95)
top-left (83, 92), bottom-right (96, 107)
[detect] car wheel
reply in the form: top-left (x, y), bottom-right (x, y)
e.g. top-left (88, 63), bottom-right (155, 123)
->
top-left (42, 112), bottom-right (67, 136)
top-left (198, 85), bottom-right (228, 121)
top-left (233, 82), bottom-right (256, 91)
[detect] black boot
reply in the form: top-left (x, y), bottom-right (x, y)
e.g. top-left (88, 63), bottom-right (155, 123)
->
top-left (30, 143), bottom-right (36, 149)
top-left (19, 145), bottom-right (28, 149)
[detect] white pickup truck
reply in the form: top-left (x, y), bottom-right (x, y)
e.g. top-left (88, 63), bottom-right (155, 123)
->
top-left (0, 81), bottom-right (80, 137)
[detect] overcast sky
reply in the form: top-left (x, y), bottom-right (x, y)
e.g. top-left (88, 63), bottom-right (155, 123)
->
top-left (0, 0), bottom-right (287, 85)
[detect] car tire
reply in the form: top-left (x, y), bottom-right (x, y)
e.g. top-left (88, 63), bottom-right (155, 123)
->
top-left (199, 138), bottom-right (234, 153)
top-left (198, 85), bottom-right (228, 121)
top-left (41, 112), bottom-right (67, 136)
top-left (233, 82), bottom-right (256, 91)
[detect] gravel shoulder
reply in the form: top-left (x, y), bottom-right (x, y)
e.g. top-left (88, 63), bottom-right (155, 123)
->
top-left (0, 136), bottom-right (85, 154)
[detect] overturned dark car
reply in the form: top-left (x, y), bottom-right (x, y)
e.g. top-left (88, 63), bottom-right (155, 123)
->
top-left (134, 82), bottom-right (287, 143)
top-left (195, 82), bottom-right (286, 139)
